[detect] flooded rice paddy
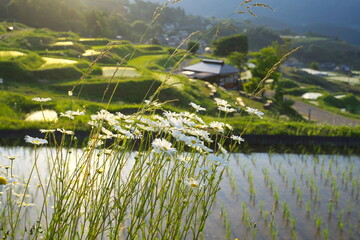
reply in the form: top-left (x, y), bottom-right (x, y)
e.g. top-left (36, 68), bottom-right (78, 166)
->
top-left (0, 147), bottom-right (359, 239)
top-left (205, 153), bottom-right (360, 240)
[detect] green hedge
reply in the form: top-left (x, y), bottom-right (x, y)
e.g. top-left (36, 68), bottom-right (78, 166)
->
top-left (319, 94), bottom-right (360, 114)
top-left (17, 53), bottom-right (45, 70)
top-left (55, 78), bottom-right (162, 103)
top-left (0, 61), bottom-right (35, 82)
top-left (32, 66), bottom-right (83, 81)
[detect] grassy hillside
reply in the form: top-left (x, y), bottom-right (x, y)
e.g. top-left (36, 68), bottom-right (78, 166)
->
top-left (0, 23), bottom-right (359, 138)
top-left (288, 37), bottom-right (360, 68)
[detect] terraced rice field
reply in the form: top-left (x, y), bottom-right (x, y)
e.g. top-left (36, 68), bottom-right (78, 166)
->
top-left (102, 66), bottom-right (140, 77)
top-left (0, 51), bottom-right (26, 57)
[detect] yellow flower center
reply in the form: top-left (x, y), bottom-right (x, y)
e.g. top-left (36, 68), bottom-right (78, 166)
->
top-left (0, 177), bottom-right (7, 185)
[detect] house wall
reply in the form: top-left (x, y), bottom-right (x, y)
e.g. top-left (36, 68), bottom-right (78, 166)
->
top-left (219, 73), bottom-right (239, 88)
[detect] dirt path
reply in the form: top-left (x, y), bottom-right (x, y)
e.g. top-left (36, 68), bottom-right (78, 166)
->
top-left (290, 98), bottom-right (360, 126)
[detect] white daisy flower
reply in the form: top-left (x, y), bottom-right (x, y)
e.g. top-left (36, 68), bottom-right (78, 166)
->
top-left (168, 117), bottom-right (184, 130)
top-left (39, 129), bottom-right (55, 133)
top-left (218, 106), bottom-right (237, 113)
top-left (183, 136), bottom-right (204, 148)
top-left (60, 112), bottom-right (74, 120)
top-left (190, 129), bottom-right (213, 143)
top-left (24, 135), bottom-right (48, 145)
top-left (245, 107), bottom-right (264, 119)
top-left (178, 154), bottom-right (191, 164)
top-left (196, 145), bottom-right (213, 154)
top-left (145, 100), bottom-right (162, 108)
top-left (88, 138), bottom-right (104, 148)
top-left (151, 138), bottom-right (177, 155)
top-left (115, 112), bottom-right (127, 119)
top-left (91, 110), bottom-right (118, 125)
top-left (31, 97), bottom-right (51, 103)
top-left (4, 155), bottom-right (18, 161)
top-left (231, 135), bottom-right (245, 144)
top-left (199, 166), bottom-right (212, 175)
top-left (225, 124), bottom-right (233, 130)
top-left (98, 134), bottom-right (112, 140)
top-left (132, 129), bottom-right (143, 139)
top-left (208, 154), bottom-right (228, 166)
top-left (101, 127), bottom-right (114, 137)
top-left (57, 128), bottom-right (74, 135)
top-left (66, 109), bottom-right (85, 116)
top-left (185, 178), bottom-right (202, 189)
top-left (214, 98), bottom-right (230, 107)
top-left (189, 102), bottom-right (206, 112)
top-left (209, 121), bottom-right (225, 133)
top-left (217, 143), bottom-right (228, 155)
top-left (113, 125), bottom-right (134, 138)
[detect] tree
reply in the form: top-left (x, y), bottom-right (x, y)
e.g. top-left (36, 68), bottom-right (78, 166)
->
top-left (250, 46), bottom-right (281, 82)
top-left (212, 34), bottom-right (248, 56)
top-left (228, 52), bottom-right (247, 70)
top-left (187, 40), bottom-right (200, 54)
top-left (244, 46), bottom-right (281, 93)
top-left (309, 61), bottom-right (319, 70)
top-left (131, 20), bottom-right (148, 35)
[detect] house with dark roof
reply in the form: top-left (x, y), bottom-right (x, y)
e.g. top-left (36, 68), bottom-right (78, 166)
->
top-left (181, 59), bottom-right (239, 88)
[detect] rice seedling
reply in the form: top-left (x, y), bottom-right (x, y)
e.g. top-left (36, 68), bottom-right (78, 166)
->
top-left (269, 179), bottom-right (274, 192)
top-left (282, 202), bottom-right (291, 225)
top-left (291, 229), bottom-right (297, 240)
top-left (227, 168), bottom-right (237, 193)
top-left (247, 170), bottom-right (256, 198)
top-left (323, 225), bottom-right (329, 240)
top-left (242, 202), bottom-right (249, 222)
top-left (314, 214), bottom-right (322, 231)
top-left (296, 186), bottom-right (303, 202)
top-left (249, 221), bottom-right (258, 240)
top-left (306, 200), bottom-right (311, 214)
top-left (328, 159), bottom-right (333, 173)
top-left (262, 210), bottom-right (269, 223)
top-left (273, 188), bottom-right (280, 203)
top-left (259, 200), bottom-right (264, 213)
top-left (349, 224), bottom-right (353, 238)
top-left (328, 201), bottom-right (334, 216)
top-left (220, 206), bottom-right (232, 240)
top-left (262, 167), bottom-right (269, 185)
top-left (291, 178), bottom-right (296, 193)
top-left (290, 217), bottom-right (296, 230)
top-left (269, 220), bottom-right (279, 240)
top-left (338, 210), bottom-right (344, 232)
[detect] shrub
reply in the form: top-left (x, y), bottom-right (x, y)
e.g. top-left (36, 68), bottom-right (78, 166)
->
top-left (32, 66), bottom-right (83, 81)
top-left (139, 45), bottom-right (164, 51)
top-left (320, 94), bottom-right (344, 108)
top-left (0, 61), bottom-right (35, 82)
top-left (278, 78), bottom-right (300, 89)
top-left (212, 34), bottom-right (248, 56)
top-left (17, 52), bottom-right (45, 70)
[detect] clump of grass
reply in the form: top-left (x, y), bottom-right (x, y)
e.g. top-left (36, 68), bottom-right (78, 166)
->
top-left (0, 93), bottom-right (252, 239)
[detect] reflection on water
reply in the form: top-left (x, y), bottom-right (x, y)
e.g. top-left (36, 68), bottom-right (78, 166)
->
top-left (205, 153), bottom-right (360, 240)
top-left (0, 147), bottom-right (359, 239)
top-left (25, 110), bottom-right (58, 122)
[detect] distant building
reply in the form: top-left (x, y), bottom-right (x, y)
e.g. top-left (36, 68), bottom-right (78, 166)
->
top-left (181, 59), bottom-right (239, 88)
